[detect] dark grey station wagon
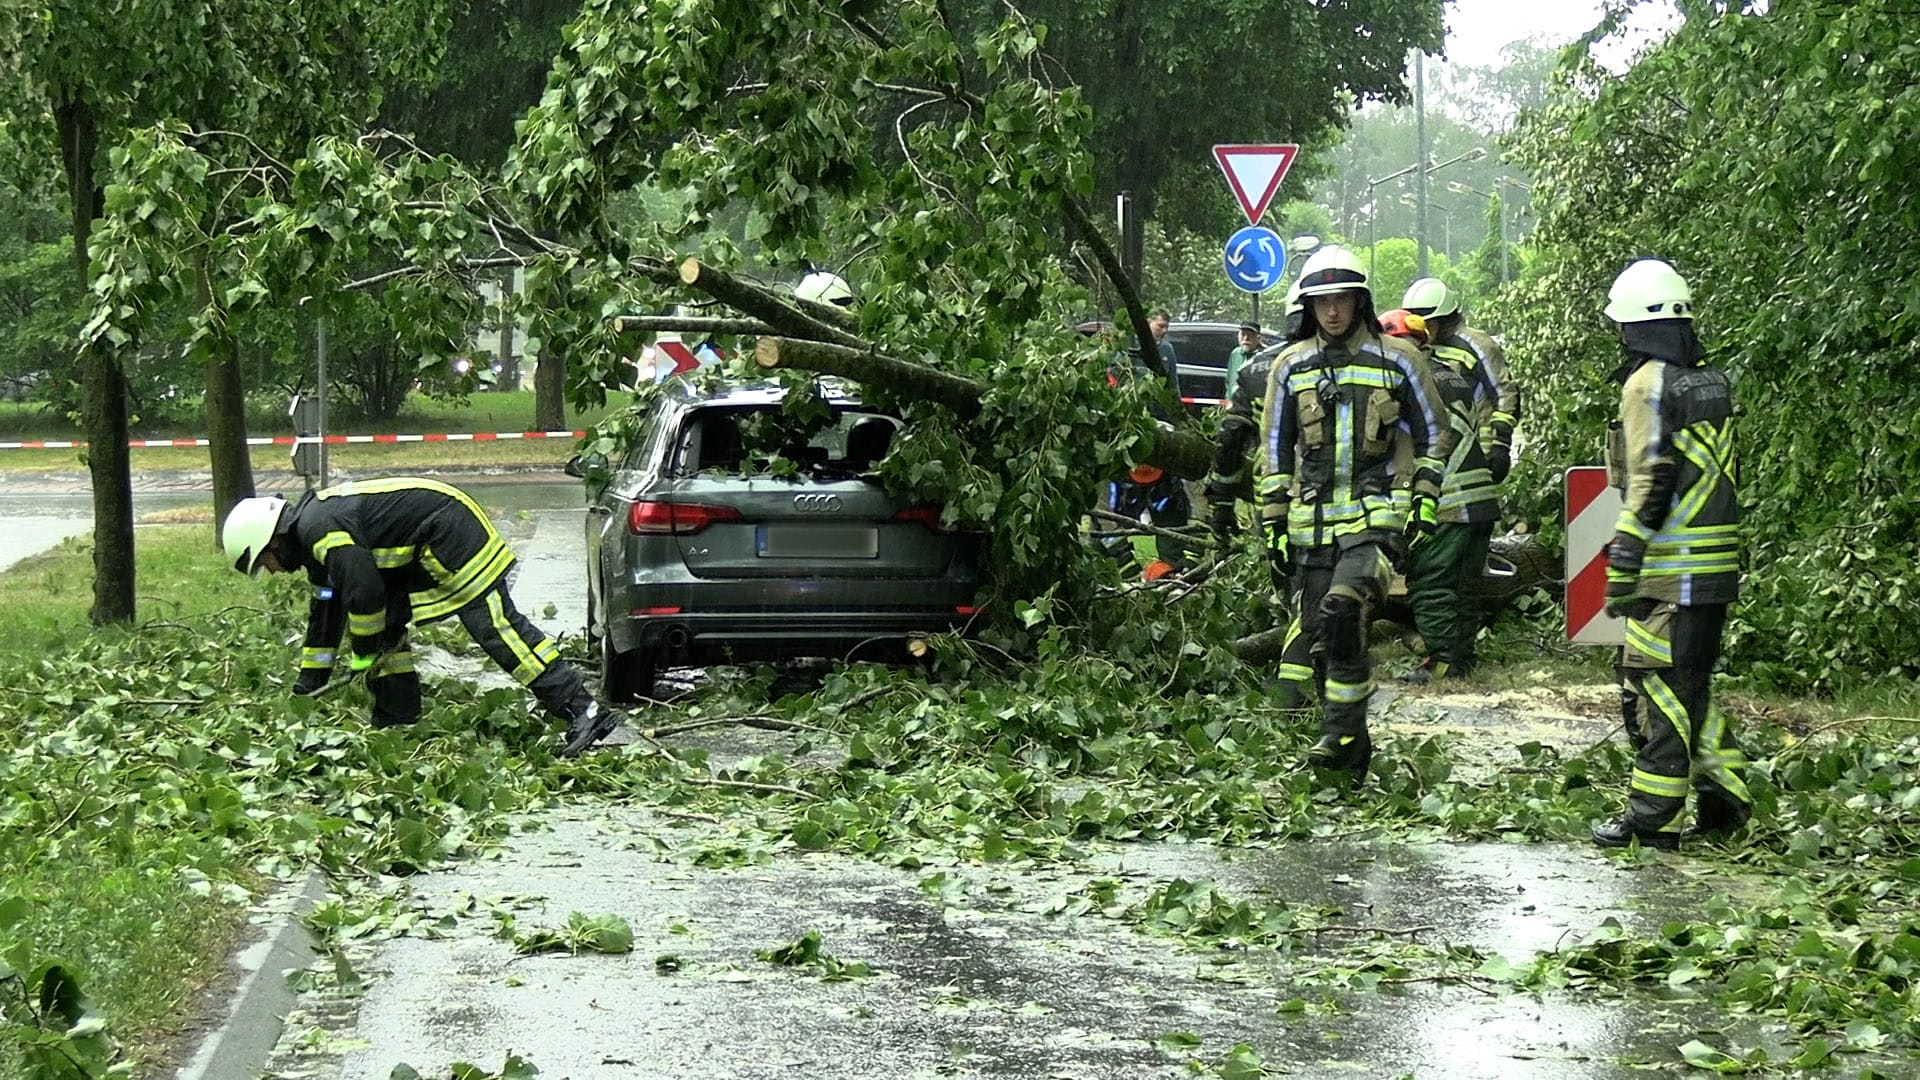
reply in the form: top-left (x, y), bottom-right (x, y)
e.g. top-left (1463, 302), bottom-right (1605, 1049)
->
top-left (576, 380), bottom-right (986, 701)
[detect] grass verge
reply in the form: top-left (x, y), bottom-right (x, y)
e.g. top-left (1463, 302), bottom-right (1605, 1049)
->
top-left (0, 526), bottom-right (624, 1075)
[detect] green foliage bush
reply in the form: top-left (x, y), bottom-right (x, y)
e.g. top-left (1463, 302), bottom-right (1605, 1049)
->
top-left (1491, 2), bottom-right (1920, 693)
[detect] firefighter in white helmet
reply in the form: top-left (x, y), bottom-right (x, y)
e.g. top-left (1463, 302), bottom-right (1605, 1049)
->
top-left (222, 480), bottom-right (620, 757)
top-left (794, 269), bottom-right (855, 308)
top-left (1590, 258), bottom-right (1749, 850)
top-left (1395, 276), bottom-right (1510, 684)
top-left (1256, 246), bottom-right (1455, 780)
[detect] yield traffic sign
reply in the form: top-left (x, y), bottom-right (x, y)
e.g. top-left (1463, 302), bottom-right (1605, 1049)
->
top-left (1223, 226), bottom-right (1286, 294)
top-left (1211, 144), bottom-right (1300, 226)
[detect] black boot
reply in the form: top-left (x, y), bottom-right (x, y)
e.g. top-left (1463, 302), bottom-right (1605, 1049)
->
top-left (1682, 794), bottom-right (1751, 840)
top-left (1306, 732), bottom-right (1372, 782)
top-left (1591, 817), bottom-right (1679, 850)
top-left (559, 700), bottom-right (622, 758)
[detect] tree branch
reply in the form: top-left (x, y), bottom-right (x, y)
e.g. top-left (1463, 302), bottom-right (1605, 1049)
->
top-left (611, 315), bottom-right (773, 336)
top-left (678, 258), bottom-right (862, 345)
top-left (754, 335), bottom-right (1213, 475)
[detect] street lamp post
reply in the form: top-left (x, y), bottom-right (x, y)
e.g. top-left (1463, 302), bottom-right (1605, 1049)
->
top-left (1366, 147), bottom-right (1487, 277)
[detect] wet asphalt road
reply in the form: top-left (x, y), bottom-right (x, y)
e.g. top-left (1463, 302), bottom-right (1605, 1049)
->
top-left (241, 502), bottom-right (1812, 1080)
top-left (0, 477), bottom-right (1810, 1078)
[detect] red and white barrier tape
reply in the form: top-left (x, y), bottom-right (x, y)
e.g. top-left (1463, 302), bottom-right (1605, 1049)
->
top-left (0, 430), bottom-right (587, 451)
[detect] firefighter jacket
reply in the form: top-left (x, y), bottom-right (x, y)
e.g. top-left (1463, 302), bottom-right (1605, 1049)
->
top-left (1431, 324), bottom-right (1520, 455)
top-left (286, 477), bottom-right (515, 673)
top-left (1606, 355), bottom-right (1739, 605)
top-left (1426, 349), bottom-right (1502, 525)
top-left (1257, 330), bottom-right (1454, 550)
top-left (1207, 345), bottom-right (1281, 500)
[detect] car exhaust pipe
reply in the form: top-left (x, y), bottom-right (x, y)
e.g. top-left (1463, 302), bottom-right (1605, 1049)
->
top-left (664, 626), bottom-right (691, 651)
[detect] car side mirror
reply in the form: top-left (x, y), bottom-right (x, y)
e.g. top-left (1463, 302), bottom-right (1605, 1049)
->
top-left (564, 454), bottom-right (587, 478)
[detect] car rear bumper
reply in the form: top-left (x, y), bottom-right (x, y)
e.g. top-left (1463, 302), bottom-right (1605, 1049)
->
top-left (617, 609), bottom-right (975, 665)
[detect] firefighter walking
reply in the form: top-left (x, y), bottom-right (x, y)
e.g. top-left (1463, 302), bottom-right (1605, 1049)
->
top-left (1590, 259), bottom-right (1751, 848)
top-left (222, 477), bottom-right (621, 757)
top-left (1258, 247), bottom-right (1455, 779)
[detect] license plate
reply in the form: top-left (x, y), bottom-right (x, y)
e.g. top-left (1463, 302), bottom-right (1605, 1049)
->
top-left (758, 525), bottom-right (879, 558)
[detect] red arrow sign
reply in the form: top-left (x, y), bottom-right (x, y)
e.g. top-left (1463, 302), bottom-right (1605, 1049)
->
top-left (657, 339), bottom-right (701, 375)
top-left (1211, 144), bottom-right (1300, 226)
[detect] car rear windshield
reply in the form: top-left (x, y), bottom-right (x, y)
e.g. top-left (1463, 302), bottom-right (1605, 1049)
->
top-left (669, 405), bottom-right (901, 478)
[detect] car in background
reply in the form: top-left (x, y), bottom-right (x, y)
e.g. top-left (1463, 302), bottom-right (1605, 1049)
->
top-left (571, 379), bottom-right (987, 701)
top-left (1075, 320), bottom-right (1282, 415)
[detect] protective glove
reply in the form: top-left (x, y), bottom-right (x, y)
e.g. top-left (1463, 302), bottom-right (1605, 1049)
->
top-left (292, 668), bottom-right (331, 697)
top-left (347, 643), bottom-right (379, 674)
top-left (1487, 445), bottom-right (1512, 485)
top-left (1604, 533), bottom-right (1646, 618)
top-left (1259, 502), bottom-right (1290, 580)
top-left (1404, 493), bottom-right (1439, 546)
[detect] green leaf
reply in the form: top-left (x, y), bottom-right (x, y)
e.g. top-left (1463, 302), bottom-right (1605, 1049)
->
top-left (1157, 1031), bottom-right (1202, 1051)
top-left (1789, 1038), bottom-right (1833, 1068)
top-left (0, 895), bottom-right (29, 930)
top-left (1678, 1039), bottom-right (1738, 1071)
top-left (1844, 1021), bottom-right (1886, 1050)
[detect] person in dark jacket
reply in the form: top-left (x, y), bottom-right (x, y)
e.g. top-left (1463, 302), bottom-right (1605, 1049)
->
top-left (222, 477), bottom-right (619, 757)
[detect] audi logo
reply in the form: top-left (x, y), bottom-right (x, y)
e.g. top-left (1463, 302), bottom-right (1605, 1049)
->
top-left (793, 494), bottom-right (842, 513)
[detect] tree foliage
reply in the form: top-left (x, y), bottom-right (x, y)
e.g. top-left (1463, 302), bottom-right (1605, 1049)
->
top-left (1493, 0), bottom-right (1920, 691)
top-left (974, 0), bottom-right (1445, 230)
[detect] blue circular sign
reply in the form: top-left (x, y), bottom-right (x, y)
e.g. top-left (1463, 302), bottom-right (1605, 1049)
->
top-left (1223, 225), bottom-right (1287, 294)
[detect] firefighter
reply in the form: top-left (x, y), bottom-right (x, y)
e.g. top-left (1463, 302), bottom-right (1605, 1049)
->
top-left (1591, 259), bottom-right (1750, 849)
top-left (1259, 248), bottom-right (1454, 779)
top-left (1380, 302), bottom-right (1502, 683)
top-left (1404, 277), bottom-right (1520, 487)
top-left (221, 478), bottom-right (620, 757)
top-left (794, 269), bottom-right (856, 309)
top-left (1207, 286), bottom-right (1315, 708)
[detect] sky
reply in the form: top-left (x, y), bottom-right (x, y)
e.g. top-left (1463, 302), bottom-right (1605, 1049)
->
top-left (1440, 0), bottom-right (1681, 71)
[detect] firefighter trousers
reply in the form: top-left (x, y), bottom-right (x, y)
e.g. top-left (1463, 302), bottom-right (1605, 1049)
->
top-left (454, 585), bottom-right (592, 718)
top-left (1619, 602), bottom-right (1751, 834)
top-left (1407, 521), bottom-right (1493, 673)
top-left (1295, 542), bottom-right (1392, 738)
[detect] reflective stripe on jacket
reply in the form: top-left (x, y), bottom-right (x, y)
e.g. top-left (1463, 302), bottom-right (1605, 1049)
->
top-left (1606, 358), bottom-right (1739, 605)
top-left (1257, 331), bottom-right (1454, 550)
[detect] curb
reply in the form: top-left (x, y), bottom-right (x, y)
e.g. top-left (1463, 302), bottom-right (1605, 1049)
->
top-left (173, 869), bottom-right (328, 1080)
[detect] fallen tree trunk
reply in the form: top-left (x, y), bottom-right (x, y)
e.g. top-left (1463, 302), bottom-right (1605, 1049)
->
top-left (1230, 626), bottom-right (1287, 665)
top-left (753, 336), bottom-right (1214, 478)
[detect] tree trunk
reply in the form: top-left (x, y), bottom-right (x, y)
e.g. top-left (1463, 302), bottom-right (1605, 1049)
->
top-left (534, 342), bottom-right (566, 431)
top-left (58, 94), bottom-right (136, 626)
top-left (497, 268), bottom-right (520, 390)
top-left (198, 266), bottom-right (255, 543)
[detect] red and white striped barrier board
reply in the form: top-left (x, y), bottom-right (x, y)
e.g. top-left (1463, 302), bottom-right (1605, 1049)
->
top-left (1565, 465), bottom-right (1625, 645)
top-left (0, 430), bottom-right (586, 451)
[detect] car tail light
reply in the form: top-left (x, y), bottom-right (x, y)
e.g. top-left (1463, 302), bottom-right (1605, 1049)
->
top-left (894, 505), bottom-right (948, 532)
top-left (630, 606), bottom-right (682, 616)
top-left (955, 605), bottom-right (978, 615)
top-left (629, 500), bottom-right (742, 535)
